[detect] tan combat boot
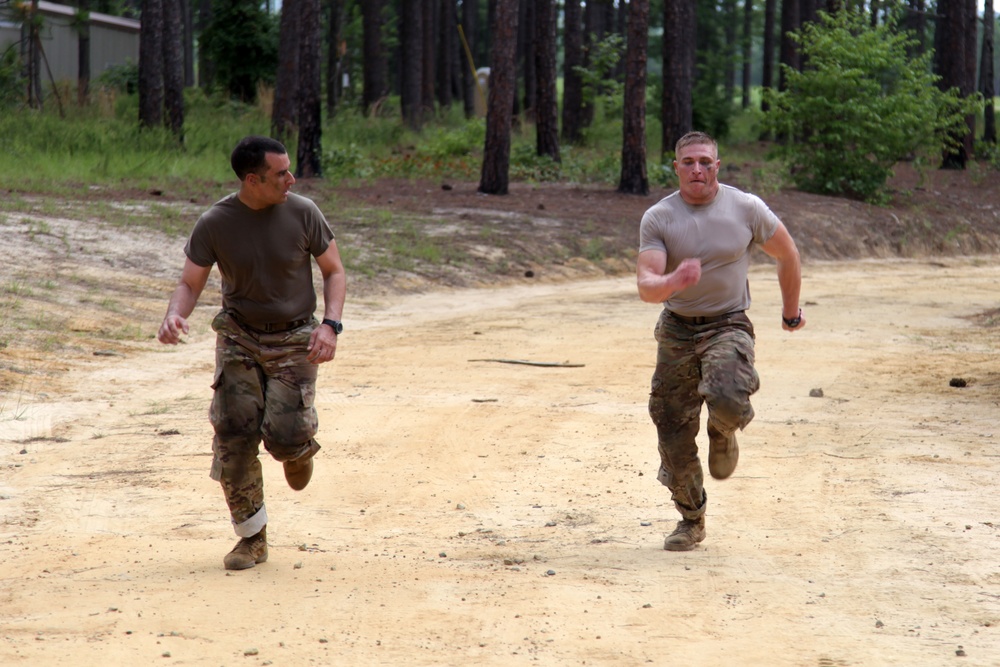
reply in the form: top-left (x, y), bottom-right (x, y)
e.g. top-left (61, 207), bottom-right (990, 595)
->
top-left (223, 527), bottom-right (268, 570)
top-left (707, 424), bottom-right (739, 480)
top-left (663, 517), bottom-right (706, 551)
top-left (283, 457), bottom-right (314, 491)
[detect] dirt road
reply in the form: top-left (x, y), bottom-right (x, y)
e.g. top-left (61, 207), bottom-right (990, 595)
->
top-left (2, 256), bottom-right (999, 666)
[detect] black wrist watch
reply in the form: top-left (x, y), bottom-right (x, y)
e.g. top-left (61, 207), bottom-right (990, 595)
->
top-left (782, 309), bottom-right (802, 328)
top-left (322, 318), bottom-right (343, 334)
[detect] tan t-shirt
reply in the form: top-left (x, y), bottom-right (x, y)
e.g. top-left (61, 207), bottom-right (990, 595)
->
top-left (638, 184), bottom-right (780, 316)
top-left (185, 192), bottom-right (335, 325)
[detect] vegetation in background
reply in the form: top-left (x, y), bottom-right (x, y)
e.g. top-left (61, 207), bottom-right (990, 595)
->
top-left (198, 1), bottom-right (278, 103)
top-left (763, 11), bottom-right (980, 204)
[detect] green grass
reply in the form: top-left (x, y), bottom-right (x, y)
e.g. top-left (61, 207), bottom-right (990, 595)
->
top-left (0, 89), bottom-right (693, 193)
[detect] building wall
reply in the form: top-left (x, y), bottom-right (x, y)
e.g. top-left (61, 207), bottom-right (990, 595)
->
top-left (0, 1), bottom-right (139, 84)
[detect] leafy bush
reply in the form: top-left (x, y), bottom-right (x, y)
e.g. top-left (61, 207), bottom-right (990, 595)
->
top-left (763, 11), bottom-right (978, 203)
top-left (95, 59), bottom-right (138, 94)
top-left (0, 48), bottom-right (22, 109)
top-left (509, 142), bottom-right (561, 182)
top-left (199, 1), bottom-right (278, 103)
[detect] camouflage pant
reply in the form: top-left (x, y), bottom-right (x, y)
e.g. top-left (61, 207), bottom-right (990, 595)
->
top-left (209, 311), bottom-right (321, 536)
top-left (648, 310), bottom-right (759, 519)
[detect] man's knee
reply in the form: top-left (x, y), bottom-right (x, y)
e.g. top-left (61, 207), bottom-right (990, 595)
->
top-left (706, 395), bottom-right (755, 432)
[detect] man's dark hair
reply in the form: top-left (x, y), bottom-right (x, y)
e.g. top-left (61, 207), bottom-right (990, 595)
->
top-left (231, 136), bottom-right (288, 181)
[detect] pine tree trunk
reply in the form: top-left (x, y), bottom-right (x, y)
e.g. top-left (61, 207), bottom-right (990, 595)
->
top-left (296, 0), bottom-right (323, 178)
top-left (401, 0), bottom-right (424, 129)
top-left (760, 0), bottom-right (776, 118)
top-left (561, 0), bottom-right (584, 143)
top-left (724, 0), bottom-right (737, 103)
top-left (361, 0), bottom-right (387, 115)
top-left (139, 0), bottom-right (164, 128)
top-left (981, 0), bottom-right (996, 144)
top-left (77, 0), bottom-right (90, 106)
top-left (741, 0), bottom-right (752, 109)
top-left (196, 0), bottom-right (214, 89)
top-left (479, 0), bottom-right (520, 195)
top-left (618, 0), bottom-right (649, 195)
top-left (937, 0), bottom-right (971, 168)
top-left (661, 0), bottom-right (694, 160)
top-left (163, 0), bottom-right (185, 142)
top-left (461, 0), bottom-right (478, 118)
top-left (534, 0), bottom-right (559, 162)
top-left (327, 0), bottom-right (342, 116)
top-left (437, 0), bottom-right (455, 109)
top-left (272, 0), bottom-right (300, 145)
top-left (421, 0), bottom-right (437, 118)
top-left (182, 0), bottom-right (194, 87)
top-left (778, 0), bottom-right (799, 92)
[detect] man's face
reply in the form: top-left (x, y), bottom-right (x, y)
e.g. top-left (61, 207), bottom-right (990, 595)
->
top-left (251, 152), bottom-right (295, 206)
top-left (674, 142), bottom-right (720, 205)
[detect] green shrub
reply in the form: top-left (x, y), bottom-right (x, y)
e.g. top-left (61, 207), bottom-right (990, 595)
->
top-left (0, 48), bottom-right (22, 109)
top-left (763, 11), bottom-right (978, 203)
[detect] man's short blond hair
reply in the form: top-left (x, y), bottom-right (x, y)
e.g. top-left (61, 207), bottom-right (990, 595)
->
top-left (675, 131), bottom-right (718, 158)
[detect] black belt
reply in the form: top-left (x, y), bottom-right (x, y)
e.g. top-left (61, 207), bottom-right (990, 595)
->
top-left (238, 317), bottom-right (311, 334)
top-left (669, 310), bottom-right (744, 325)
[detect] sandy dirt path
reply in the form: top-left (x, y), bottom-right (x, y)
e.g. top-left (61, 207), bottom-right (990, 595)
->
top-left (2, 256), bottom-right (999, 666)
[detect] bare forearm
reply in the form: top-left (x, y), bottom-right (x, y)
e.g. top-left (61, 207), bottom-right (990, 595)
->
top-left (637, 273), bottom-right (680, 303)
top-left (165, 283), bottom-right (201, 320)
top-left (321, 272), bottom-right (346, 321)
top-left (775, 254), bottom-right (802, 317)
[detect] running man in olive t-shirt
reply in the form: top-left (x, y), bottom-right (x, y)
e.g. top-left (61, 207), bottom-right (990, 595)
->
top-left (157, 136), bottom-right (347, 570)
top-left (636, 131), bottom-right (805, 552)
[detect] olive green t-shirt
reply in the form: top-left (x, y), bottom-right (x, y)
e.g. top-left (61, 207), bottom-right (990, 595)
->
top-left (638, 184), bottom-right (780, 317)
top-left (185, 192), bottom-right (335, 325)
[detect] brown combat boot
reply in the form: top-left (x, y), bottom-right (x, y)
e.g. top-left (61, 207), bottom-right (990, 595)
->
top-left (708, 424), bottom-right (739, 480)
top-left (223, 527), bottom-right (268, 570)
top-left (663, 517), bottom-right (706, 551)
top-left (283, 456), bottom-right (314, 491)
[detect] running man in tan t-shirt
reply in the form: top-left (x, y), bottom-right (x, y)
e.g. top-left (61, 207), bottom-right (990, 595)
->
top-left (636, 131), bottom-right (805, 551)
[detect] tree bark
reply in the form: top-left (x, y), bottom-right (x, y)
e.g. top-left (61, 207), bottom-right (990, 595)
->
top-left (778, 0), bottom-right (800, 92)
top-left (981, 0), bottom-right (996, 143)
top-left (421, 0), bottom-right (437, 117)
top-left (139, 0), bottom-right (164, 128)
top-left (326, 0), bottom-right (343, 115)
top-left (181, 0), bottom-right (194, 87)
top-left (361, 0), bottom-right (388, 115)
top-left (534, 0), bottom-right (559, 162)
top-left (760, 0), bottom-right (776, 117)
top-left (724, 0), bottom-right (737, 103)
top-left (437, 0), bottom-right (456, 109)
top-left (162, 0), bottom-right (185, 142)
top-left (196, 0), bottom-right (214, 89)
top-left (661, 0), bottom-right (695, 160)
top-left (580, 0), bottom-right (606, 128)
top-left (937, 0), bottom-right (972, 168)
top-left (461, 0), bottom-right (478, 118)
top-left (401, 0), bottom-right (424, 129)
top-left (618, 0), bottom-right (649, 195)
top-left (479, 0), bottom-right (519, 195)
top-left (520, 0), bottom-right (537, 120)
top-left (77, 0), bottom-right (90, 106)
top-left (561, 0), bottom-right (585, 144)
top-left (272, 0), bottom-right (300, 144)
top-left (741, 0), bottom-right (752, 109)
top-left (296, 0), bottom-right (323, 178)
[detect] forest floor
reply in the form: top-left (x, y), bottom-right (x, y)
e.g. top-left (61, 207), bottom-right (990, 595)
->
top-left (1, 159), bottom-right (1000, 666)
